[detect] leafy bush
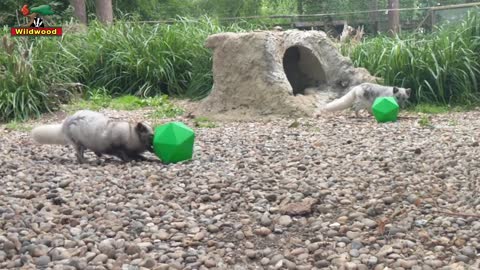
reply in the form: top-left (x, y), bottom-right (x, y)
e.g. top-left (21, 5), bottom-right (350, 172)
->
top-left (0, 34), bottom-right (68, 121)
top-left (343, 11), bottom-right (480, 106)
top-left (0, 17), bottom-right (262, 122)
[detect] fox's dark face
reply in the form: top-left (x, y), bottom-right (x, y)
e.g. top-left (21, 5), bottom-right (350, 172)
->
top-left (393, 87), bottom-right (412, 107)
top-left (135, 122), bottom-right (154, 152)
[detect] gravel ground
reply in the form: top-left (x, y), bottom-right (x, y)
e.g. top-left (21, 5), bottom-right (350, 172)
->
top-left (1, 108), bottom-right (480, 270)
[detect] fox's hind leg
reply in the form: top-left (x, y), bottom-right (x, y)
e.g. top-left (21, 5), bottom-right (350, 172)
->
top-left (74, 144), bottom-right (86, 163)
top-left (352, 102), bottom-right (361, 118)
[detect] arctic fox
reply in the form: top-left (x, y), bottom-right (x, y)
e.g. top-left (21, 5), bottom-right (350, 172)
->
top-left (31, 110), bottom-right (154, 163)
top-left (321, 83), bottom-right (411, 117)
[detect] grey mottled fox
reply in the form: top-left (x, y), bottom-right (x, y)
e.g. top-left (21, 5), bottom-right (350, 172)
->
top-left (31, 110), bottom-right (154, 163)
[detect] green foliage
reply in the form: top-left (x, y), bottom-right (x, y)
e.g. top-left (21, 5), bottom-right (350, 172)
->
top-left (343, 11), bottom-right (480, 106)
top-left (418, 115), bottom-right (434, 128)
top-left (56, 17), bottom-right (257, 98)
top-left (147, 97), bottom-right (185, 119)
top-left (65, 88), bottom-right (183, 118)
top-left (410, 103), bottom-right (450, 114)
top-left (0, 17), bottom-right (260, 122)
top-left (193, 116), bottom-right (217, 128)
top-left (410, 103), bottom-right (475, 114)
top-left (0, 33), bottom-right (67, 122)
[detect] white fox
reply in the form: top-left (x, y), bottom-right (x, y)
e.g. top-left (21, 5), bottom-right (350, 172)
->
top-left (31, 110), bottom-right (154, 163)
top-left (320, 83), bottom-right (411, 117)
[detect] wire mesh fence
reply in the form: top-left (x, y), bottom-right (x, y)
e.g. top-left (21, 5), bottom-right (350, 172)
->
top-left (137, 2), bottom-right (480, 37)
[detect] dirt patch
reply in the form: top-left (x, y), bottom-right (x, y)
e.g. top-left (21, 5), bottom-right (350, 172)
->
top-left (194, 29), bottom-right (376, 120)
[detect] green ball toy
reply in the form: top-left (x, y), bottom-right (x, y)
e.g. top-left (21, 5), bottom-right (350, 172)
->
top-left (153, 122), bottom-right (195, 164)
top-left (372, 97), bottom-right (399, 123)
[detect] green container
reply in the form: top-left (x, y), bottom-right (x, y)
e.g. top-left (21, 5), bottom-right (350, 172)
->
top-left (372, 97), bottom-right (399, 123)
top-left (153, 122), bottom-right (195, 164)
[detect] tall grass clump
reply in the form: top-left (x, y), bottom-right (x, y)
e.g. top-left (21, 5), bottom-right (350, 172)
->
top-left (343, 11), bottom-right (480, 106)
top-left (57, 16), bottom-right (261, 99)
top-left (0, 32), bottom-right (71, 121)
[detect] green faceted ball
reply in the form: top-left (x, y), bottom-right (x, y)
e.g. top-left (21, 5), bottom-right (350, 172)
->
top-left (153, 122), bottom-right (195, 164)
top-left (372, 97), bottom-right (399, 123)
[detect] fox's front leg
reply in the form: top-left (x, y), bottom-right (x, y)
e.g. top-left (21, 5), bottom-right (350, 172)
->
top-left (355, 110), bottom-right (361, 118)
top-left (131, 154), bottom-right (147, 161)
top-left (352, 102), bottom-right (361, 118)
top-left (367, 107), bottom-right (374, 116)
top-left (113, 150), bottom-right (134, 163)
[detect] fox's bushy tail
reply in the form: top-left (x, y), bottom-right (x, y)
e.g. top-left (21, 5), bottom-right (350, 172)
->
top-left (323, 88), bottom-right (357, 112)
top-left (31, 124), bottom-right (67, 145)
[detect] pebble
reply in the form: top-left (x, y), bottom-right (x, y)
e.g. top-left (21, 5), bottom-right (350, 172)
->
top-left (367, 256), bottom-right (378, 265)
top-left (0, 251), bottom-right (6, 262)
top-left (91, 254), bottom-right (108, 264)
top-left (351, 240), bottom-right (363, 250)
top-left (460, 246), bottom-right (476, 258)
top-left (204, 258), bottom-right (217, 268)
top-left (270, 254), bottom-right (284, 264)
top-left (254, 227), bottom-right (271, 236)
top-left (194, 231), bottom-right (206, 241)
top-left (98, 240), bottom-right (116, 258)
top-left (29, 244), bottom-right (49, 257)
top-left (157, 229), bottom-right (170, 240)
top-left (260, 214), bottom-right (272, 226)
top-left (346, 231), bottom-right (361, 239)
top-left (207, 225), bottom-right (220, 233)
top-left (49, 247), bottom-right (70, 261)
top-left (278, 215), bottom-right (293, 226)
top-left (406, 194), bottom-right (419, 204)
top-left (245, 249), bottom-right (256, 259)
top-left (34, 255), bottom-right (50, 266)
top-left (125, 243), bottom-right (141, 255)
top-left (350, 249), bottom-right (360, 257)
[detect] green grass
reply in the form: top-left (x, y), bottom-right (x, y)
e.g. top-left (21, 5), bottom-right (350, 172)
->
top-left (64, 87), bottom-right (184, 119)
top-left (193, 116), bottom-right (217, 128)
top-left (409, 104), bottom-right (450, 114)
top-left (4, 120), bottom-right (32, 132)
top-left (418, 115), bottom-right (434, 128)
top-left (408, 103), bottom-right (476, 114)
top-left (448, 119), bottom-right (458, 126)
top-left (342, 10), bottom-right (480, 106)
top-left (147, 104), bottom-right (185, 120)
top-left (288, 120), bottom-right (301, 128)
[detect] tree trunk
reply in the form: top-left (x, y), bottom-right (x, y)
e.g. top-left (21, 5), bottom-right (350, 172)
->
top-left (388, 0), bottom-right (400, 36)
top-left (370, 0), bottom-right (378, 35)
top-left (70, 0), bottom-right (87, 24)
top-left (95, 0), bottom-right (113, 25)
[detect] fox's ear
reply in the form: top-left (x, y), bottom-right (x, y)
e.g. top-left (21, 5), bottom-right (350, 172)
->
top-left (393, 87), bottom-right (399, 94)
top-left (406, 88), bottom-right (412, 96)
top-left (135, 122), bottom-right (149, 133)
